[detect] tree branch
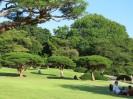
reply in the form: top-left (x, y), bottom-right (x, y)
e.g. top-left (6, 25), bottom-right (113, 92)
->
top-left (0, 10), bottom-right (11, 16)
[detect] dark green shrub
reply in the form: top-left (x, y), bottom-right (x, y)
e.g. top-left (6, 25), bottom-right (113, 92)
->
top-left (94, 71), bottom-right (108, 80)
top-left (116, 75), bottom-right (131, 81)
top-left (74, 67), bottom-right (88, 73)
top-left (80, 73), bottom-right (91, 80)
top-left (80, 71), bottom-right (108, 80)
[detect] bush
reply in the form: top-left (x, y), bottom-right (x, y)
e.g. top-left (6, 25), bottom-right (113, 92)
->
top-left (94, 71), bottom-right (108, 80)
top-left (116, 75), bottom-right (131, 81)
top-left (80, 73), bottom-right (91, 80)
top-left (80, 71), bottom-right (108, 80)
top-left (74, 67), bottom-right (88, 73)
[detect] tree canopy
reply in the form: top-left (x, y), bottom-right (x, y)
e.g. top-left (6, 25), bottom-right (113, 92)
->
top-left (1, 52), bottom-right (44, 77)
top-left (53, 14), bottom-right (132, 74)
top-left (0, 29), bottom-right (43, 55)
top-left (48, 55), bottom-right (76, 77)
top-left (79, 55), bottom-right (112, 81)
top-left (0, 0), bottom-right (88, 33)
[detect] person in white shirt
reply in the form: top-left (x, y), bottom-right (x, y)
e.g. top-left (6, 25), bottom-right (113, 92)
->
top-left (113, 81), bottom-right (122, 95)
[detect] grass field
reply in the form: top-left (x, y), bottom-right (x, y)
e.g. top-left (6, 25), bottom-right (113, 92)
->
top-left (0, 67), bottom-right (132, 99)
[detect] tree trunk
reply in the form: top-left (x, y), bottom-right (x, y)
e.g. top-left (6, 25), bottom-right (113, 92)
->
top-left (0, 18), bottom-right (49, 33)
top-left (60, 65), bottom-right (64, 77)
top-left (91, 67), bottom-right (95, 81)
top-left (47, 65), bottom-right (49, 69)
top-left (18, 68), bottom-right (25, 77)
top-left (100, 67), bottom-right (105, 75)
top-left (60, 69), bottom-right (64, 77)
top-left (131, 75), bottom-right (133, 83)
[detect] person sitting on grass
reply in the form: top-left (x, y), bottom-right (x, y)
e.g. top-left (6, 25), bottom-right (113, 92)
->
top-left (127, 85), bottom-right (133, 96)
top-left (73, 75), bottom-right (78, 80)
top-left (109, 84), bottom-right (113, 92)
top-left (113, 81), bottom-right (127, 95)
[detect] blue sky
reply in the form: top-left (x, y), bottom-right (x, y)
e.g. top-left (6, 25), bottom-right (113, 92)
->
top-left (39, 0), bottom-right (133, 37)
top-left (0, 0), bottom-right (133, 37)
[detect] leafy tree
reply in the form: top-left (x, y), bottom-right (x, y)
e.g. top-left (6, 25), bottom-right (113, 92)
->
top-left (90, 39), bottom-right (131, 65)
top-left (69, 14), bottom-right (129, 55)
top-left (0, 0), bottom-right (88, 33)
top-left (0, 29), bottom-right (43, 55)
top-left (54, 47), bottom-right (79, 59)
top-left (54, 26), bottom-right (90, 55)
top-left (48, 56), bottom-right (76, 77)
top-left (48, 36), bottom-right (70, 56)
top-left (71, 14), bottom-right (128, 39)
top-left (63, 14), bottom-right (133, 75)
top-left (15, 25), bottom-right (52, 56)
top-left (79, 55), bottom-right (112, 81)
top-left (50, 36), bottom-right (70, 48)
top-left (45, 40), bottom-right (57, 56)
top-left (1, 52), bottom-right (44, 77)
top-left (123, 66), bottom-right (133, 75)
top-left (15, 25), bottom-right (51, 44)
top-left (53, 25), bottom-right (70, 40)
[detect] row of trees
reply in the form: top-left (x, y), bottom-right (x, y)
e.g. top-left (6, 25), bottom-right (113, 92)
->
top-left (0, 52), bottom-right (112, 81)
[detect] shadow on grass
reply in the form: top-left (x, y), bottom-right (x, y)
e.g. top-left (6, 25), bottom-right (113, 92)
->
top-left (60, 84), bottom-right (133, 99)
top-left (0, 72), bottom-right (19, 77)
top-left (30, 72), bottom-right (56, 76)
top-left (47, 76), bottom-right (74, 80)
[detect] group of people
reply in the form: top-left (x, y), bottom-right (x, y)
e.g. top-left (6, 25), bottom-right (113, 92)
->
top-left (109, 81), bottom-right (133, 96)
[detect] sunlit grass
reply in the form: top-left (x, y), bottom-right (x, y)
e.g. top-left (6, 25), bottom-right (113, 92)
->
top-left (0, 67), bottom-right (132, 99)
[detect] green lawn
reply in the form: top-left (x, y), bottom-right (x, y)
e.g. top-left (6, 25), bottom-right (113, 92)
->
top-left (0, 67), bottom-right (132, 99)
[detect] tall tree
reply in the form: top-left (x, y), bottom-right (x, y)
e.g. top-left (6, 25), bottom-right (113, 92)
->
top-left (15, 25), bottom-right (51, 56)
top-left (54, 47), bottom-right (79, 59)
top-left (69, 14), bottom-right (128, 55)
top-left (0, 0), bottom-right (88, 33)
top-left (79, 55), bottom-right (112, 81)
top-left (71, 14), bottom-right (128, 39)
top-left (0, 29), bottom-right (43, 55)
top-left (53, 25), bottom-right (70, 40)
top-left (15, 25), bottom-right (51, 44)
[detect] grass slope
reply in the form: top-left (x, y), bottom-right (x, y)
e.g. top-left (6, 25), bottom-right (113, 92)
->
top-left (0, 68), bottom-right (132, 99)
